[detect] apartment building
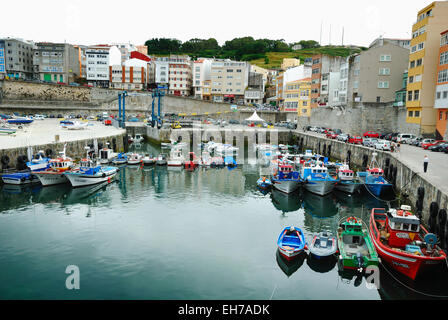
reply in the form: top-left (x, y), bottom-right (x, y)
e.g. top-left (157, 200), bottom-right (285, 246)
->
top-left (245, 72), bottom-right (264, 104)
top-left (86, 45), bottom-right (111, 88)
top-left (0, 41), bottom-right (5, 80)
top-left (73, 45), bottom-right (87, 78)
top-left (406, 1), bottom-right (448, 134)
top-left (166, 55), bottom-right (192, 96)
top-left (33, 42), bottom-right (80, 84)
top-left (435, 30), bottom-right (448, 139)
top-left (148, 59), bottom-right (170, 92)
top-left (281, 58), bottom-right (300, 70)
top-left (112, 43), bottom-right (137, 65)
top-left (276, 65), bottom-right (311, 108)
top-left (136, 45), bottom-right (148, 55)
top-left (0, 37), bottom-right (34, 80)
top-left (210, 59), bottom-right (249, 103)
top-left (283, 78), bottom-right (311, 117)
top-left (310, 54), bottom-right (345, 107)
top-left (109, 65), bottom-right (146, 90)
top-left (394, 71), bottom-right (409, 107)
top-left (351, 38), bottom-right (410, 104)
top-left (192, 58), bottom-right (212, 99)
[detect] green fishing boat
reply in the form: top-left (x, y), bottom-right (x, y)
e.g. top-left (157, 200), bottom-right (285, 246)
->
top-left (337, 216), bottom-right (379, 271)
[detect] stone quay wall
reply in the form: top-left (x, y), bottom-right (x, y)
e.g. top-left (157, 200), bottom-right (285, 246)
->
top-left (293, 132), bottom-right (447, 223)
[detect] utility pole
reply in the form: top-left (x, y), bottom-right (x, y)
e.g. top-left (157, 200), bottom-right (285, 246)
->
top-left (320, 21), bottom-right (323, 46)
top-left (342, 27), bottom-right (344, 46)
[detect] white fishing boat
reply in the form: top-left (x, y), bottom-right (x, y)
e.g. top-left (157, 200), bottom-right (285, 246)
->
top-left (129, 134), bottom-right (144, 143)
top-left (64, 149), bottom-right (118, 188)
top-left (127, 153), bottom-right (143, 165)
top-left (156, 153), bottom-right (168, 166)
top-left (67, 121), bottom-right (88, 130)
top-left (142, 154), bottom-right (156, 166)
top-left (98, 148), bottom-right (117, 164)
top-left (200, 151), bottom-right (212, 166)
top-left (301, 161), bottom-right (337, 196)
top-left (334, 163), bottom-right (362, 194)
top-left (33, 145), bottom-right (74, 186)
top-left (167, 149), bottom-right (185, 167)
top-left (214, 144), bottom-right (239, 157)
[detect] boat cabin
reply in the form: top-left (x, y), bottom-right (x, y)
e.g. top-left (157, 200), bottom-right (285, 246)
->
top-left (339, 169), bottom-right (354, 181)
top-left (50, 158), bottom-right (73, 171)
top-left (386, 205), bottom-right (420, 248)
top-left (367, 168), bottom-right (384, 177)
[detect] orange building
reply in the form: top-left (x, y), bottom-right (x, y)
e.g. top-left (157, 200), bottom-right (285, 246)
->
top-left (435, 30), bottom-right (448, 138)
top-left (310, 54), bottom-right (322, 108)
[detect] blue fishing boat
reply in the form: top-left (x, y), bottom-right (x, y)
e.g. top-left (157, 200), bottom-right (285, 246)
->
top-left (271, 160), bottom-right (301, 194)
top-left (1, 171), bottom-right (40, 185)
top-left (26, 151), bottom-right (51, 172)
top-left (356, 153), bottom-right (393, 197)
top-left (224, 156), bottom-right (237, 168)
top-left (257, 176), bottom-right (272, 190)
top-left (300, 161), bottom-right (338, 196)
top-left (112, 153), bottom-right (128, 165)
top-left (7, 117), bottom-right (33, 125)
top-left (277, 226), bottom-right (307, 261)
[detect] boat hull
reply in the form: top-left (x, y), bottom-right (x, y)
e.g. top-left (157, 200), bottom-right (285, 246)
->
top-left (272, 179), bottom-right (301, 194)
top-left (33, 172), bottom-right (69, 186)
top-left (335, 181), bottom-right (362, 194)
top-left (167, 160), bottom-right (183, 167)
top-left (1, 173), bottom-right (39, 185)
top-left (278, 247), bottom-right (304, 261)
top-left (304, 180), bottom-right (335, 196)
top-left (65, 168), bottom-right (117, 188)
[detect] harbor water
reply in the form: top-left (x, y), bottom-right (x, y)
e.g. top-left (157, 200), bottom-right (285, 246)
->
top-left (1, 142), bottom-right (447, 300)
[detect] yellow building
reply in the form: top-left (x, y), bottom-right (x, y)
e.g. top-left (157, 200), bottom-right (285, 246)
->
top-left (284, 78), bottom-right (311, 117)
top-left (406, 1), bottom-right (448, 134)
top-left (281, 58), bottom-right (300, 70)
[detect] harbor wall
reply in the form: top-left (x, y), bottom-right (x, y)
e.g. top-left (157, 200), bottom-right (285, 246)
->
top-left (293, 132), bottom-right (447, 223)
top-left (0, 132), bottom-right (127, 170)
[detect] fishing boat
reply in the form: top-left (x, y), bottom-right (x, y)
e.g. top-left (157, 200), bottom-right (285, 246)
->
top-left (26, 151), bottom-right (51, 172)
top-left (162, 139), bottom-right (187, 149)
top-left (127, 153), bottom-right (143, 165)
top-left (66, 121), bottom-right (88, 130)
top-left (184, 152), bottom-right (200, 170)
top-left (369, 205), bottom-right (447, 280)
top-left (112, 153), bottom-right (128, 165)
top-left (334, 163), bottom-right (362, 194)
top-left (277, 226), bottom-right (307, 261)
top-left (215, 144), bottom-right (239, 157)
top-left (271, 161), bottom-right (301, 194)
top-left (199, 151), bottom-right (212, 167)
top-left (300, 161), bottom-right (337, 196)
top-left (210, 156), bottom-right (224, 168)
top-left (32, 145), bottom-right (74, 186)
top-left (257, 176), bottom-right (272, 190)
top-left (64, 152), bottom-right (118, 188)
top-left (98, 148), bottom-right (117, 164)
top-left (1, 171), bottom-right (40, 185)
top-left (156, 153), bottom-right (168, 166)
top-left (142, 154), bottom-right (156, 166)
top-left (308, 231), bottom-right (338, 258)
top-left (167, 149), bottom-right (184, 167)
top-left (0, 120), bottom-right (17, 135)
top-left (224, 156), bottom-right (237, 168)
top-left (356, 153), bottom-right (393, 197)
top-left (337, 216), bottom-right (379, 271)
top-left (7, 116), bottom-right (33, 125)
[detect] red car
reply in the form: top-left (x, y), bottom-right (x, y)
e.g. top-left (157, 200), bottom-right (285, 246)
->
top-left (348, 136), bottom-right (363, 144)
top-left (363, 131), bottom-right (380, 138)
top-left (326, 131), bottom-right (334, 139)
top-left (422, 140), bottom-right (446, 150)
top-left (104, 119), bottom-right (112, 126)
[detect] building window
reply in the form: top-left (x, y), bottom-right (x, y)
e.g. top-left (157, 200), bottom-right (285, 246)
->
top-left (380, 55), bottom-right (391, 62)
top-left (409, 76), bottom-right (414, 83)
top-left (440, 52), bottom-right (448, 65)
top-left (379, 68), bottom-right (390, 75)
top-left (438, 69), bottom-right (448, 83)
top-left (440, 111), bottom-right (444, 120)
top-left (354, 69), bottom-right (360, 76)
top-left (410, 60), bottom-right (415, 68)
top-left (414, 90), bottom-right (420, 101)
top-left (437, 91), bottom-right (441, 99)
top-left (408, 91), bottom-right (413, 101)
top-left (444, 91), bottom-right (448, 99)
top-left (441, 33), bottom-right (448, 46)
top-left (415, 111), bottom-right (420, 117)
top-left (416, 58), bottom-right (423, 66)
top-left (408, 111), bottom-right (414, 117)
top-left (378, 81), bottom-right (389, 89)
top-left (415, 74), bottom-right (422, 82)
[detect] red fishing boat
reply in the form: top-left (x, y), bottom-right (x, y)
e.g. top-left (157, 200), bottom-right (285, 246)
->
top-left (369, 205), bottom-right (447, 280)
top-left (184, 152), bottom-right (199, 170)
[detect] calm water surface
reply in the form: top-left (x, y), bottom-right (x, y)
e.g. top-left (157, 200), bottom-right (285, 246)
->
top-left (1, 143), bottom-right (447, 300)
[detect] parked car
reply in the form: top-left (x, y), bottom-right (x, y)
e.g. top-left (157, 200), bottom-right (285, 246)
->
top-left (348, 136), bottom-right (363, 145)
top-left (409, 136), bottom-right (423, 146)
top-left (396, 133), bottom-right (417, 144)
top-left (419, 138), bottom-right (435, 148)
top-left (427, 141), bottom-right (448, 151)
top-left (422, 140), bottom-right (445, 150)
top-left (326, 131), bottom-right (334, 139)
top-left (363, 138), bottom-right (378, 147)
top-left (337, 134), bottom-right (349, 142)
top-left (34, 114), bottom-right (45, 120)
top-left (363, 131), bottom-right (380, 138)
top-left (104, 119), bottom-right (112, 126)
top-left (374, 140), bottom-right (391, 151)
top-left (309, 126), bottom-right (319, 132)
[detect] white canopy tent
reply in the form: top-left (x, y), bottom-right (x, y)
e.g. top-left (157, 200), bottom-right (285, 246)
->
top-left (245, 111), bottom-right (265, 123)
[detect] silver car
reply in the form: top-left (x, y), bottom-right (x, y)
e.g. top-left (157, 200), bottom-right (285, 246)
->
top-left (337, 134), bottom-right (349, 142)
top-left (374, 139), bottom-right (391, 151)
top-left (363, 138), bottom-right (378, 147)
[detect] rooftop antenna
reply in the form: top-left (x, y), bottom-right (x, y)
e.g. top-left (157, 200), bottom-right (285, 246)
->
top-left (342, 27), bottom-right (344, 46)
top-left (319, 21), bottom-right (323, 46)
top-left (329, 25), bottom-right (332, 46)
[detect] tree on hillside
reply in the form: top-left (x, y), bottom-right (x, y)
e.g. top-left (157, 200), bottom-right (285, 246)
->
top-left (298, 40), bottom-right (320, 49)
top-left (145, 38), bottom-right (182, 54)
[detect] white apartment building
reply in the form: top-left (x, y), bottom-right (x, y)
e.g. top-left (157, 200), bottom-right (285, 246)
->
top-left (109, 65), bottom-right (146, 90)
top-left (193, 58), bottom-right (212, 99)
top-left (111, 43), bottom-right (137, 65)
top-left (86, 45), bottom-right (111, 88)
top-left (154, 55), bottom-right (192, 96)
top-left (210, 59), bottom-right (249, 104)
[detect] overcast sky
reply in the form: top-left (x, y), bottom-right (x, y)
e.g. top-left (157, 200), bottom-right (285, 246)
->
top-left (1, 0), bottom-right (432, 47)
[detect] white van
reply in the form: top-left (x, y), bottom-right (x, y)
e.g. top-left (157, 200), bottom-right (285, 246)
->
top-left (396, 133), bottom-right (417, 144)
top-left (102, 112), bottom-right (109, 119)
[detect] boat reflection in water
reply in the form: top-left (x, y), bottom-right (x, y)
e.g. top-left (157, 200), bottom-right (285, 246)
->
top-left (63, 181), bottom-right (112, 204)
top-left (276, 250), bottom-right (307, 277)
top-left (32, 184), bottom-right (71, 203)
top-left (301, 190), bottom-right (338, 218)
top-left (270, 189), bottom-right (301, 213)
top-left (306, 253), bottom-right (338, 274)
